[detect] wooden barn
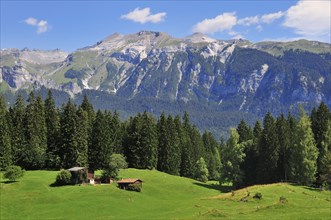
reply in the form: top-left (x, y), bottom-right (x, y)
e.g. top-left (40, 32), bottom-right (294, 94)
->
top-left (117, 178), bottom-right (143, 190)
top-left (68, 167), bottom-right (88, 184)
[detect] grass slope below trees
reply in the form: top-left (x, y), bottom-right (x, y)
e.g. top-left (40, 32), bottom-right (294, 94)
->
top-left (1, 169), bottom-right (330, 219)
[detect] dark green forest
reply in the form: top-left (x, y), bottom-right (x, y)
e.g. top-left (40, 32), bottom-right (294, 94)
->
top-left (0, 91), bottom-right (330, 188)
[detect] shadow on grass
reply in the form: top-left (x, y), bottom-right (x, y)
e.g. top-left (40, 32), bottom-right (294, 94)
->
top-left (289, 183), bottom-right (325, 192)
top-left (0, 180), bottom-right (18, 184)
top-left (193, 182), bottom-right (233, 193)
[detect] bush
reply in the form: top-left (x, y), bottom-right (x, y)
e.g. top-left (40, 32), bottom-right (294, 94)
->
top-left (55, 169), bottom-right (72, 185)
top-left (279, 196), bottom-right (288, 204)
top-left (253, 192), bottom-right (262, 199)
top-left (127, 183), bottom-right (142, 192)
top-left (4, 166), bottom-right (25, 181)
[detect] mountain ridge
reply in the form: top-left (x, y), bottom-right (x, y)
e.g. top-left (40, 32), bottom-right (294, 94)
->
top-left (1, 31), bottom-right (330, 134)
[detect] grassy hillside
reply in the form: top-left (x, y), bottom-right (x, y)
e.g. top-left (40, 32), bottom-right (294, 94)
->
top-left (1, 169), bottom-right (330, 219)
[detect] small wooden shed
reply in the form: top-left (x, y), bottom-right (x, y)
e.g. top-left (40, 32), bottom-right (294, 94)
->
top-left (68, 167), bottom-right (88, 184)
top-left (117, 178), bottom-right (143, 190)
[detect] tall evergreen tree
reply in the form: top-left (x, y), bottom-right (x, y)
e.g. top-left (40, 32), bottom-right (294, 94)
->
top-left (0, 96), bottom-right (12, 170)
top-left (237, 119), bottom-right (253, 143)
top-left (88, 110), bottom-right (113, 170)
top-left (44, 90), bottom-right (61, 169)
top-left (22, 93), bottom-right (47, 169)
top-left (10, 95), bottom-right (26, 166)
top-left (140, 111), bottom-right (158, 169)
top-left (59, 100), bottom-right (79, 168)
top-left (157, 114), bottom-right (181, 174)
top-left (220, 128), bottom-right (245, 188)
top-left (180, 112), bottom-right (194, 177)
top-left (289, 109), bottom-right (318, 185)
top-left (311, 102), bottom-right (331, 184)
top-left (257, 112), bottom-right (279, 183)
top-left (75, 107), bottom-right (89, 167)
top-left (276, 114), bottom-right (291, 182)
top-left (317, 120), bottom-right (331, 187)
top-left (124, 113), bottom-right (143, 168)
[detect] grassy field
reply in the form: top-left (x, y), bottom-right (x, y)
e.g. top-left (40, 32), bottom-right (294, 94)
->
top-left (1, 169), bottom-right (330, 219)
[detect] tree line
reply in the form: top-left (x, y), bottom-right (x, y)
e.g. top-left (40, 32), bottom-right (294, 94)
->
top-left (0, 91), bottom-right (330, 188)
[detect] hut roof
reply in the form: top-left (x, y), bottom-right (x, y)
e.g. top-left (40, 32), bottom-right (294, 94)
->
top-left (117, 178), bottom-right (142, 184)
top-left (68, 167), bottom-right (86, 172)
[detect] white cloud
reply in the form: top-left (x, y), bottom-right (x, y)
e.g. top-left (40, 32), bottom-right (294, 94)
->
top-left (23, 17), bottom-right (50, 34)
top-left (228, 31), bottom-right (244, 39)
top-left (37, 20), bottom-right (49, 34)
top-left (261, 11), bottom-right (284, 24)
top-left (237, 16), bottom-right (259, 26)
top-left (256, 25), bottom-right (263, 32)
top-left (24, 17), bottom-right (38, 26)
top-left (283, 1), bottom-right (330, 41)
top-left (121, 7), bottom-right (166, 24)
top-left (193, 12), bottom-right (237, 34)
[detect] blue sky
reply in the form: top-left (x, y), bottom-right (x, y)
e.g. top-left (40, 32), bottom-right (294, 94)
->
top-left (1, 1), bottom-right (330, 52)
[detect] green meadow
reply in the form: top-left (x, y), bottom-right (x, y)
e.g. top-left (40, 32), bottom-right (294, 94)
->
top-left (1, 169), bottom-right (330, 219)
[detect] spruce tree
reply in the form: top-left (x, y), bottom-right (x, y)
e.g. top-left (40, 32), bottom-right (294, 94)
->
top-left (140, 111), bottom-right (158, 169)
top-left (88, 110), bottom-right (113, 170)
top-left (257, 112), bottom-right (279, 183)
top-left (75, 107), bottom-right (89, 167)
top-left (289, 109), bottom-right (318, 185)
top-left (318, 120), bottom-right (331, 187)
top-left (180, 112), bottom-right (194, 177)
top-left (44, 90), bottom-right (61, 169)
top-left (10, 95), bottom-right (26, 167)
top-left (237, 119), bottom-right (253, 143)
top-left (125, 113), bottom-right (143, 168)
top-left (311, 102), bottom-right (331, 184)
top-left (0, 96), bottom-right (12, 170)
top-left (276, 114), bottom-right (291, 182)
top-left (22, 93), bottom-right (47, 169)
top-left (59, 100), bottom-right (79, 168)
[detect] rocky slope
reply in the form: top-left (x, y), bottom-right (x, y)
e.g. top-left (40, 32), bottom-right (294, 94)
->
top-left (1, 31), bottom-right (330, 120)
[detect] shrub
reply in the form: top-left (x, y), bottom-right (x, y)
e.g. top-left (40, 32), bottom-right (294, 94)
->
top-left (127, 183), bottom-right (142, 192)
top-left (55, 169), bottom-right (72, 185)
top-left (4, 166), bottom-right (25, 181)
top-left (253, 192), bottom-right (262, 199)
top-left (279, 196), bottom-right (288, 204)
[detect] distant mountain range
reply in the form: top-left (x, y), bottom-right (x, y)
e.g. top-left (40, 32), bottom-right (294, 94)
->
top-left (1, 31), bottom-right (330, 134)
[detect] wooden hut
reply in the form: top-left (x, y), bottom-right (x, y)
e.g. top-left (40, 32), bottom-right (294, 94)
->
top-left (117, 178), bottom-right (143, 190)
top-left (67, 167), bottom-right (88, 184)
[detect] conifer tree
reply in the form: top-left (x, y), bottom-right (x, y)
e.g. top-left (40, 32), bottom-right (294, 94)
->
top-left (112, 111), bottom-right (124, 154)
top-left (125, 113), bottom-right (143, 168)
top-left (289, 109), bottom-right (318, 185)
top-left (237, 119), bottom-right (253, 143)
top-left (44, 90), bottom-right (61, 169)
top-left (10, 95), bottom-right (26, 166)
top-left (22, 93), bottom-right (47, 169)
top-left (59, 100), bottom-right (79, 168)
top-left (276, 114), bottom-right (291, 182)
top-left (311, 102), bottom-right (331, 184)
top-left (180, 112), bottom-right (194, 177)
top-left (75, 107), bottom-right (89, 166)
top-left (0, 96), bottom-right (12, 170)
top-left (88, 110), bottom-right (113, 170)
top-left (319, 121), bottom-right (331, 187)
top-left (257, 112), bottom-right (279, 183)
top-left (140, 111), bottom-right (158, 169)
